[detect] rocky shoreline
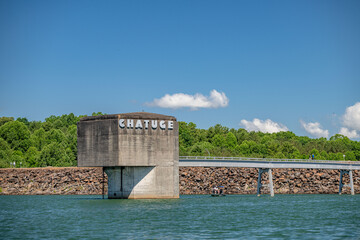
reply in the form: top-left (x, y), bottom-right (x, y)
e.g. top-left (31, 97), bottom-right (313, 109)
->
top-left (179, 167), bottom-right (358, 195)
top-left (0, 167), bottom-right (106, 195)
top-left (0, 167), bottom-right (358, 195)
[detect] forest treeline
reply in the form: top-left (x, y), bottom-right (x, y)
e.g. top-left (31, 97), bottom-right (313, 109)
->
top-left (0, 113), bottom-right (359, 168)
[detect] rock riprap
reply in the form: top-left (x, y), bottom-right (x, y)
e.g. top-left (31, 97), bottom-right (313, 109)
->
top-left (0, 167), bottom-right (358, 195)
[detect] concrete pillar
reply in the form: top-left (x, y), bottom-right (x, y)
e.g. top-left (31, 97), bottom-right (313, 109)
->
top-left (349, 170), bottom-right (355, 195)
top-left (257, 169), bottom-right (262, 196)
top-left (339, 170), bottom-right (345, 195)
top-left (77, 112), bottom-right (179, 199)
top-left (268, 168), bottom-right (274, 197)
top-left (339, 170), bottom-right (355, 195)
top-left (257, 168), bottom-right (274, 197)
top-left (105, 166), bottom-right (179, 199)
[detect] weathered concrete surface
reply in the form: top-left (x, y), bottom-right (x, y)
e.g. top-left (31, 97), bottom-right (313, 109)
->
top-left (0, 167), bottom-right (358, 195)
top-left (104, 166), bottom-right (177, 199)
top-left (78, 112), bottom-right (178, 167)
top-left (77, 112), bottom-right (179, 199)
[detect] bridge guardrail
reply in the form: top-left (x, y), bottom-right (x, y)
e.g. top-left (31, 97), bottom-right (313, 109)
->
top-left (179, 156), bottom-right (360, 165)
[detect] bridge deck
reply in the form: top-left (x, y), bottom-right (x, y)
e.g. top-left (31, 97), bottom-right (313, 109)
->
top-left (179, 156), bottom-right (360, 170)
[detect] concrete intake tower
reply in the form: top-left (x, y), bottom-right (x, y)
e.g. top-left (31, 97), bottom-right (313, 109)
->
top-left (77, 112), bottom-right (179, 199)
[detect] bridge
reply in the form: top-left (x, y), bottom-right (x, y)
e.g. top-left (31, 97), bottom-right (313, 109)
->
top-left (179, 156), bottom-right (360, 196)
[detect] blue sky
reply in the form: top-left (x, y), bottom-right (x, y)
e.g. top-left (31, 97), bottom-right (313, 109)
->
top-left (1, 0), bottom-right (359, 139)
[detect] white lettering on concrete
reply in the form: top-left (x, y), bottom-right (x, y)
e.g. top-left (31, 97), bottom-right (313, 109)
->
top-left (168, 121), bottom-right (173, 130)
top-left (119, 119), bottom-right (125, 128)
top-left (135, 120), bottom-right (143, 129)
top-left (119, 119), bottom-right (174, 130)
top-left (127, 119), bottom-right (134, 128)
top-left (160, 120), bottom-right (166, 130)
top-left (144, 120), bottom-right (149, 129)
top-left (151, 120), bottom-right (158, 129)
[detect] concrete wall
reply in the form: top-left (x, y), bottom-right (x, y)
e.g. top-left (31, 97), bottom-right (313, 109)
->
top-left (77, 112), bottom-right (179, 199)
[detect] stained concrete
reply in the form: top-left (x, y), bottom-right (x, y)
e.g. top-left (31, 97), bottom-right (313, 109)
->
top-left (77, 112), bottom-right (179, 199)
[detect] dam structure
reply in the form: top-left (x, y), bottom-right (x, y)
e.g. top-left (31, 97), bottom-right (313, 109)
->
top-left (77, 112), bottom-right (179, 199)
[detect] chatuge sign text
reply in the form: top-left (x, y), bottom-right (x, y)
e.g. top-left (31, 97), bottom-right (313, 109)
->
top-left (119, 119), bottom-right (174, 130)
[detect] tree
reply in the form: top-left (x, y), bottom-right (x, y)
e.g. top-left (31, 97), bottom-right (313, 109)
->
top-left (344, 151), bottom-right (356, 161)
top-left (234, 128), bottom-right (249, 144)
top-left (11, 150), bottom-right (24, 167)
top-left (267, 140), bottom-right (280, 157)
top-left (179, 145), bottom-right (188, 156)
top-left (330, 134), bottom-right (345, 141)
top-left (281, 142), bottom-right (300, 159)
top-left (38, 143), bottom-right (73, 167)
top-left (28, 121), bottom-right (42, 133)
top-left (213, 124), bottom-right (229, 135)
top-left (212, 134), bottom-right (226, 148)
top-left (53, 119), bottom-right (63, 129)
top-left (335, 152), bottom-right (345, 160)
top-left (250, 143), bottom-right (267, 157)
top-left (45, 129), bottom-right (66, 145)
top-left (25, 147), bottom-right (40, 167)
top-left (0, 117), bottom-right (14, 127)
top-left (274, 152), bottom-right (286, 159)
top-left (1, 112), bottom-right (360, 168)
top-left (297, 136), bottom-right (311, 146)
top-left (238, 141), bottom-right (252, 156)
top-left (247, 131), bottom-right (261, 143)
top-left (179, 122), bottom-right (198, 148)
top-left (16, 117), bottom-right (29, 126)
top-left (92, 112), bottom-right (105, 116)
top-left (0, 137), bottom-right (12, 168)
top-left (0, 121), bottom-right (31, 153)
top-left (274, 131), bottom-right (296, 142)
top-left (226, 132), bottom-right (237, 149)
top-left (320, 150), bottom-right (329, 160)
top-left (30, 128), bottom-right (47, 151)
top-left (189, 142), bottom-right (213, 156)
top-left (310, 149), bottom-right (320, 159)
top-left (67, 125), bottom-right (78, 157)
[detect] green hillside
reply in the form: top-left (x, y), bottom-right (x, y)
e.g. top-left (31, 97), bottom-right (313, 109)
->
top-left (0, 113), bottom-right (359, 168)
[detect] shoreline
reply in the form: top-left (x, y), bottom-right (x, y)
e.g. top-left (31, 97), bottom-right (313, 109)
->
top-left (0, 167), bottom-right (358, 195)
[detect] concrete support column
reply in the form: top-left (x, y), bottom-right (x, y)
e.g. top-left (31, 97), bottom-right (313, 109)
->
top-left (104, 166), bottom-right (178, 199)
top-left (105, 167), bottom-right (127, 199)
top-left (339, 170), bottom-right (355, 195)
top-left (350, 170), bottom-right (355, 195)
top-left (268, 168), bottom-right (274, 197)
top-left (257, 169), bottom-right (262, 196)
top-left (257, 168), bottom-right (274, 197)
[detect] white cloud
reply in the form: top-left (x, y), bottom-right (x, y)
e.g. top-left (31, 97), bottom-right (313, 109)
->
top-left (146, 90), bottom-right (229, 110)
top-left (343, 102), bottom-right (360, 131)
top-left (240, 118), bottom-right (289, 133)
top-left (339, 127), bottom-right (359, 139)
top-left (300, 121), bottom-right (329, 138)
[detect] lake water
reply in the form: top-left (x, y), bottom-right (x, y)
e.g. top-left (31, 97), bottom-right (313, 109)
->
top-left (0, 194), bottom-right (359, 239)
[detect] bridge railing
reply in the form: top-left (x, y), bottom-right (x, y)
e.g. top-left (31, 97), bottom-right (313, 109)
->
top-left (179, 156), bottom-right (360, 165)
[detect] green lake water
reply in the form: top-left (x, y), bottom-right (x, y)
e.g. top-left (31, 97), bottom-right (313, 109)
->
top-left (0, 194), bottom-right (359, 239)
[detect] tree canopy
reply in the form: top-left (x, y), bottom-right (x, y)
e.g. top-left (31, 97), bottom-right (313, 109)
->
top-left (0, 114), bottom-right (359, 168)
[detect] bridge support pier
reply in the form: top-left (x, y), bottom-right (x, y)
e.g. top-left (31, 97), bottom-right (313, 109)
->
top-left (339, 170), bottom-right (355, 195)
top-left (257, 168), bottom-right (274, 197)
